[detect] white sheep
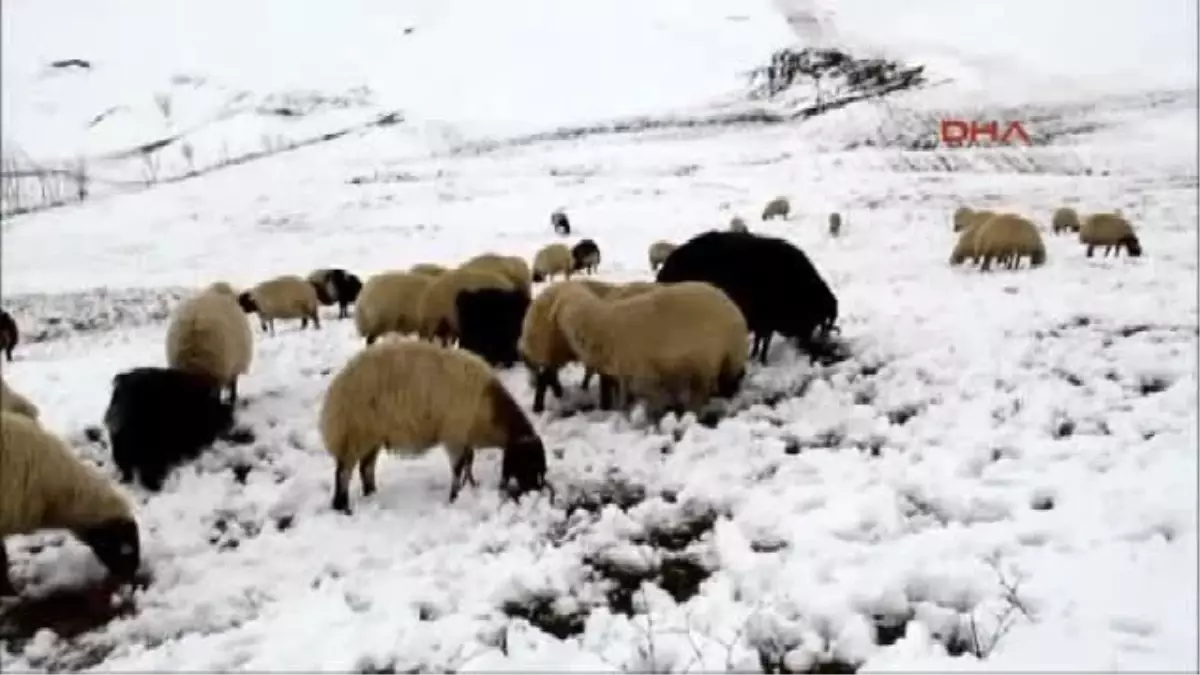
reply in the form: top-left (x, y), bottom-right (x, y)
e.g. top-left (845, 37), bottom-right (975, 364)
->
top-left (555, 280), bottom-right (749, 417)
top-left (320, 340), bottom-right (549, 512)
top-left (237, 275), bottom-right (322, 335)
top-left (418, 267), bottom-right (517, 345)
top-left (166, 281), bottom-right (254, 404)
top-left (648, 240), bottom-right (678, 272)
top-left (531, 243), bottom-right (574, 283)
top-left (0, 374), bottom-right (39, 422)
top-left (519, 280), bottom-right (605, 413)
top-left (459, 253), bottom-right (534, 297)
top-left (1, 411), bottom-right (141, 596)
top-left (355, 271), bottom-right (435, 345)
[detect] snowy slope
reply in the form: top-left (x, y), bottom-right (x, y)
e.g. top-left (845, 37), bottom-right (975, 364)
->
top-left (1, 0), bottom-right (1197, 671)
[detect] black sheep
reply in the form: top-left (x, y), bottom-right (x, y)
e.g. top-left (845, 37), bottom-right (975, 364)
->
top-left (571, 238), bottom-right (601, 274)
top-left (0, 308), bottom-right (17, 362)
top-left (551, 210), bottom-right (571, 236)
top-left (310, 268), bottom-right (364, 318)
top-left (456, 287), bottom-right (530, 368)
top-left (103, 367), bottom-right (234, 491)
top-left (656, 230), bottom-right (838, 365)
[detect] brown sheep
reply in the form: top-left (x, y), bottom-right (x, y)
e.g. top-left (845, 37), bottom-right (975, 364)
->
top-left (0, 375), bottom-right (39, 422)
top-left (418, 268), bottom-right (517, 345)
top-left (237, 275), bottom-right (322, 335)
top-left (166, 282), bottom-right (253, 404)
top-left (460, 253), bottom-right (533, 297)
top-left (1052, 207), bottom-right (1081, 234)
top-left (1079, 212), bottom-right (1142, 258)
top-left (974, 213), bottom-right (1047, 271)
top-left (531, 244), bottom-right (573, 283)
top-left (355, 271), bottom-right (435, 345)
top-left (410, 263), bottom-right (449, 277)
top-left (952, 206), bottom-right (974, 232)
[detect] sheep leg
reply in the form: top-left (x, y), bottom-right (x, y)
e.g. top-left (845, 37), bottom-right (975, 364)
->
top-left (359, 450), bottom-right (381, 497)
top-left (260, 317), bottom-right (269, 333)
top-left (1086, 245), bottom-right (1095, 258)
top-left (331, 460), bottom-right (354, 513)
top-left (311, 312), bottom-right (321, 330)
top-left (447, 447), bottom-right (474, 502)
top-left (4, 347), bottom-right (11, 362)
top-left (598, 374), bottom-right (618, 410)
top-left (0, 541), bottom-right (14, 597)
top-left (338, 302), bottom-right (349, 319)
top-left (581, 367), bottom-right (595, 391)
top-left (301, 316), bottom-right (308, 329)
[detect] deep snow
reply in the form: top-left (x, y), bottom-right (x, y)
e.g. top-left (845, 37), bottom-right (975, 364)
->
top-left (1, 0), bottom-right (1197, 671)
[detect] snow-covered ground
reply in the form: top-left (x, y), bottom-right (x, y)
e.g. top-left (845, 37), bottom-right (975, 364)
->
top-left (1, 0), bottom-right (1197, 671)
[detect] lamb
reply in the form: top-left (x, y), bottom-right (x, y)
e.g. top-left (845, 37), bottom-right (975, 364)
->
top-left (952, 206), bottom-right (974, 232)
top-left (103, 367), bottom-right (234, 491)
top-left (355, 271), bottom-right (435, 345)
top-left (237, 275), bottom-right (322, 335)
top-left (729, 216), bottom-right (749, 233)
top-left (829, 212), bottom-right (842, 237)
top-left (418, 267), bottom-right (517, 345)
top-left (307, 268), bottom-right (364, 318)
top-left (555, 281), bottom-right (749, 417)
top-left (456, 287), bottom-right (530, 368)
top-left (1051, 207), bottom-right (1081, 234)
top-left (656, 231), bottom-right (837, 365)
top-left (320, 340), bottom-right (549, 512)
top-left (551, 209), bottom-right (571, 236)
top-left (460, 253), bottom-right (534, 297)
top-left (518, 280), bottom-right (606, 413)
top-left (410, 263), bottom-right (449, 277)
top-left (166, 281), bottom-right (254, 405)
top-left (1079, 212), bottom-right (1142, 258)
top-left (531, 243), bottom-right (574, 283)
top-left (648, 240), bottom-right (678, 271)
top-left (571, 239), bottom-right (601, 275)
top-left (0, 308), bottom-right (17, 362)
top-left (1, 411), bottom-right (141, 596)
top-left (973, 213), bottom-right (1047, 271)
top-left (0, 375), bottom-right (39, 421)
top-left (762, 196), bottom-right (791, 221)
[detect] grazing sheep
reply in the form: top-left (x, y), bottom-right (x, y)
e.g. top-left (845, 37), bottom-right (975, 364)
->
top-left (555, 281), bottom-right (749, 417)
top-left (762, 196), bottom-right (791, 221)
top-left (949, 217), bottom-right (985, 266)
top-left (103, 367), bottom-right (234, 491)
top-left (166, 281), bottom-right (253, 405)
top-left (571, 239), bottom-right (601, 275)
top-left (419, 268), bottom-right (517, 345)
top-left (0, 375), bottom-right (39, 421)
top-left (531, 243), bottom-right (574, 283)
top-left (355, 271), bottom-right (435, 346)
top-left (237, 275), bottom-right (322, 335)
top-left (551, 210), bottom-right (571, 236)
top-left (656, 231), bottom-right (837, 365)
top-left (320, 340), bottom-right (549, 512)
top-left (410, 263), bottom-right (449, 277)
top-left (973, 213), bottom-right (1047, 271)
top-left (730, 216), bottom-right (749, 233)
top-left (952, 206), bottom-right (974, 232)
top-left (459, 254), bottom-right (534, 297)
top-left (456, 287), bottom-right (530, 368)
top-left (1080, 212), bottom-right (1142, 258)
top-left (1, 411), bottom-right (141, 596)
top-left (518, 280), bottom-right (606, 413)
top-left (648, 240), bottom-right (678, 272)
top-left (1051, 207), bottom-right (1082, 234)
top-left (829, 212), bottom-right (842, 237)
top-left (307, 268), bottom-right (364, 318)
top-left (0, 308), bottom-right (17, 362)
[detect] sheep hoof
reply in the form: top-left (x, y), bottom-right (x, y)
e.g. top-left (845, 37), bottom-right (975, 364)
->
top-left (331, 493), bottom-right (351, 514)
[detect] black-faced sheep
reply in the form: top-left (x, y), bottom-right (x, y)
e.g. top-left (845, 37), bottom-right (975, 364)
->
top-left (648, 240), bottom-right (678, 272)
top-left (418, 267), bottom-right (517, 345)
top-left (518, 280), bottom-right (604, 413)
top-left (952, 206), bottom-right (974, 232)
top-left (1052, 207), bottom-right (1081, 234)
top-left (459, 253), bottom-right (534, 297)
top-left (531, 243), bottom-right (574, 283)
top-left (555, 280), bottom-right (749, 418)
top-left (307, 268), bottom-right (364, 318)
top-left (355, 271), bottom-right (435, 345)
top-left (571, 239), bottom-right (601, 275)
top-left (829, 212), bottom-right (842, 237)
top-left (655, 231), bottom-right (838, 365)
top-left (0, 374), bottom-right (39, 422)
top-left (762, 196), bottom-right (791, 221)
top-left (456, 287), bottom-right (530, 368)
top-left (166, 281), bottom-right (254, 405)
top-left (551, 210), bottom-right (571, 236)
top-left (237, 275), bottom-right (322, 335)
top-left (974, 213), bottom-right (1047, 271)
top-left (410, 263), bottom-right (449, 277)
top-left (730, 216), bottom-right (749, 233)
top-left (320, 340), bottom-right (549, 513)
top-left (1, 411), bottom-right (141, 596)
top-left (0, 308), bottom-right (17, 362)
top-left (1080, 212), bottom-right (1142, 258)
top-left (103, 367), bottom-right (234, 491)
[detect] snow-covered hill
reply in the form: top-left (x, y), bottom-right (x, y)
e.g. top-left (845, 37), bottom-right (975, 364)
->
top-left (0, 0), bottom-right (1196, 671)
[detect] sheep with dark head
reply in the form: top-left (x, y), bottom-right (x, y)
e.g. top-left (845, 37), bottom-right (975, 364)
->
top-left (307, 268), bottom-right (364, 318)
top-left (656, 231), bottom-right (838, 365)
top-left (456, 286), bottom-right (530, 368)
top-left (551, 210), bottom-right (571, 236)
top-left (1, 411), bottom-right (141, 596)
top-left (1080, 212), bottom-right (1142, 258)
top-left (320, 341), bottom-right (549, 513)
top-left (531, 243), bottom-right (573, 283)
top-left (571, 239), bottom-right (601, 275)
top-left (103, 367), bottom-right (235, 491)
top-left (0, 308), bottom-right (17, 362)
top-left (237, 275), bottom-right (322, 335)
